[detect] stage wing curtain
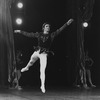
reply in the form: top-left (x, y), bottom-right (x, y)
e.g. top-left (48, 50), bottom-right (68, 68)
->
top-left (0, 0), bottom-right (17, 87)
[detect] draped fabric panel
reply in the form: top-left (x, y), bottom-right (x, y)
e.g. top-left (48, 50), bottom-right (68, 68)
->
top-left (76, 0), bottom-right (95, 69)
top-left (0, 0), bottom-right (16, 87)
top-left (75, 0), bottom-right (95, 84)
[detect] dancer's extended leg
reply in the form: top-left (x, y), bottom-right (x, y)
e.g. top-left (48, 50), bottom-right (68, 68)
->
top-left (21, 51), bottom-right (38, 72)
top-left (87, 70), bottom-right (96, 87)
top-left (39, 53), bottom-right (47, 93)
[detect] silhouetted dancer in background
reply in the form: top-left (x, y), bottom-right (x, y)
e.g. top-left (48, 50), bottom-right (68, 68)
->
top-left (84, 51), bottom-right (96, 88)
top-left (14, 18), bottom-right (74, 93)
top-left (74, 47), bottom-right (87, 89)
top-left (14, 50), bottom-right (23, 90)
top-left (74, 60), bottom-right (87, 88)
top-left (75, 51), bottom-right (96, 89)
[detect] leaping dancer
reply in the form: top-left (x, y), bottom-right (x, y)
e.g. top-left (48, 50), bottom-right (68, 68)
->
top-left (14, 18), bottom-right (74, 93)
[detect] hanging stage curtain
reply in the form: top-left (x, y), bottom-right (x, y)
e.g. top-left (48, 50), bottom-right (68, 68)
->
top-left (77, 0), bottom-right (95, 66)
top-left (74, 0), bottom-right (95, 85)
top-left (0, 0), bottom-right (16, 87)
top-left (79, 0), bottom-right (95, 21)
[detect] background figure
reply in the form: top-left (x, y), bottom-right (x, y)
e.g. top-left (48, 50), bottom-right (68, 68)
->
top-left (74, 60), bottom-right (87, 88)
top-left (0, 0), bottom-right (16, 88)
top-left (14, 50), bottom-right (23, 90)
top-left (80, 62), bottom-right (88, 89)
top-left (84, 51), bottom-right (96, 88)
top-left (75, 51), bottom-right (96, 89)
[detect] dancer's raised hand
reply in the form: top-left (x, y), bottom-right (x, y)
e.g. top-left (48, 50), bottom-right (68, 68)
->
top-left (67, 18), bottom-right (74, 25)
top-left (14, 30), bottom-right (21, 33)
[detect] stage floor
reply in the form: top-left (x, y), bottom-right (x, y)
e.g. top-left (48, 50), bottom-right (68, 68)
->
top-left (0, 87), bottom-right (100, 100)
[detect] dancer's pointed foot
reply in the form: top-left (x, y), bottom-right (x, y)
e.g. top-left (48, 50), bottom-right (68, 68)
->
top-left (17, 86), bottom-right (22, 90)
top-left (21, 67), bottom-right (29, 72)
top-left (91, 84), bottom-right (96, 88)
top-left (40, 86), bottom-right (46, 93)
top-left (15, 85), bottom-right (22, 90)
top-left (83, 84), bottom-right (90, 89)
top-left (75, 84), bottom-right (81, 88)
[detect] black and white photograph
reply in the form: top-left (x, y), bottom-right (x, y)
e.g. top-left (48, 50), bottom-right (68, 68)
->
top-left (0, 0), bottom-right (99, 99)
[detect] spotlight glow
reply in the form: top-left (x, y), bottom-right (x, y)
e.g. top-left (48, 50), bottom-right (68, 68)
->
top-left (16, 18), bottom-right (23, 25)
top-left (83, 22), bottom-right (88, 28)
top-left (17, 2), bottom-right (23, 9)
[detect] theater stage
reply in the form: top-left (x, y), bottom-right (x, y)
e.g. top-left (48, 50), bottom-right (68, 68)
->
top-left (0, 86), bottom-right (100, 100)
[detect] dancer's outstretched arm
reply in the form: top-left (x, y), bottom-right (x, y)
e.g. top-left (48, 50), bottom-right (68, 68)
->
top-left (51, 18), bottom-right (74, 38)
top-left (14, 30), bottom-right (39, 38)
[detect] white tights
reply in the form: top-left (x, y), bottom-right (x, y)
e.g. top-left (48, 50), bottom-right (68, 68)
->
top-left (21, 50), bottom-right (47, 93)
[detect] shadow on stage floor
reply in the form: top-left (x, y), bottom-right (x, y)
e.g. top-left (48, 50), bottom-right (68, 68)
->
top-left (0, 86), bottom-right (100, 100)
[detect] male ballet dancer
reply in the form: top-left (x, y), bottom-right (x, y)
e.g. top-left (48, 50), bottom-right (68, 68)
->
top-left (14, 18), bottom-right (74, 93)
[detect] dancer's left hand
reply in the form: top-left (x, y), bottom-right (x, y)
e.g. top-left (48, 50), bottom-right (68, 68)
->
top-left (67, 18), bottom-right (74, 25)
top-left (14, 30), bottom-right (21, 33)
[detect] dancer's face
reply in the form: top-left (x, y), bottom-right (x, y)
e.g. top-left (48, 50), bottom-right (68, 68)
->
top-left (43, 24), bottom-right (50, 34)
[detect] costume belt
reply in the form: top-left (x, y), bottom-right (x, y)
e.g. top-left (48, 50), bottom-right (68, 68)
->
top-left (33, 46), bottom-right (54, 55)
